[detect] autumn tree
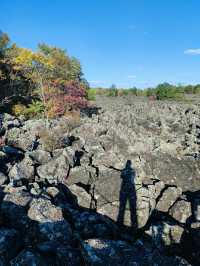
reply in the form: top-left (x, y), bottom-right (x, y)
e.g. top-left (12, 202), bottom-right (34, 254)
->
top-left (38, 43), bottom-right (83, 82)
top-left (0, 32), bottom-right (89, 118)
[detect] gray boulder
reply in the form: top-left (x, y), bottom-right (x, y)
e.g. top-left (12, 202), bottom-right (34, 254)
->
top-left (28, 150), bottom-right (51, 164)
top-left (146, 221), bottom-right (184, 250)
top-left (37, 155), bottom-right (69, 184)
top-left (9, 155), bottom-right (34, 184)
top-left (156, 186), bottom-right (182, 212)
top-left (28, 198), bottom-right (72, 243)
top-left (1, 189), bottom-right (32, 231)
top-left (0, 172), bottom-right (8, 185)
top-left (169, 199), bottom-right (192, 223)
top-left (81, 238), bottom-right (190, 266)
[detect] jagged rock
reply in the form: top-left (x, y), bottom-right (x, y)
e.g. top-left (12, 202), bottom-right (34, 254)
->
top-left (52, 148), bottom-right (64, 158)
top-left (55, 245), bottom-right (83, 266)
top-left (181, 222), bottom-right (200, 266)
top-left (1, 145), bottom-right (23, 157)
top-left (1, 190), bottom-right (32, 231)
top-left (0, 97), bottom-right (200, 265)
top-left (92, 166), bottom-right (153, 228)
top-left (193, 197), bottom-right (200, 221)
top-left (0, 151), bottom-right (7, 161)
top-left (66, 166), bottom-right (96, 186)
top-left (28, 150), bottom-right (51, 164)
top-left (69, 184), bottom-right (95, 209)
top-left (143, 153), bottom-right (200, 191)
top-left (146, 221), bottom-right (184, 250)
top-left (62, 147), bottom-right (75, 165)
top-left (169, 199), bottom-right (191, 223)
top-left (0, 228), bottom-right (22, 262)
top-left (98, 202), bottom-right (132, 227)
top-left (137, 186), bottom-right (154, 227)
top-left (46, 186), bottom-right (60, 198)
top-left (30, 182), bottom-right (42, 196)
top-left (2, 113), bottom-right (21, 129)
top-left (65, 164), bottom-right (153, 228)
top-left (10, 249), bottom-right (47, 266)
top-left (28, 199), bottom-right (64, 223)
top-left (6, 127), bottom-right (34, 150)
top-left (2, 113), bottom-right (15, 123)
top-left (81, 238), bottom-right (190, 266)
top-left (190, 221), bottom-right (200, 229)
top-left (147, 180), bottom-right (166, 200)
top-left (156, 186), bottom-right (182, 212)
top-left (94, 167), bottom-right (121, 206)
top-left (36, 242), bottom-right (83, 265)
top-left (0, 172), bottom-right (8, 185)
top-left (23, 119), bottom-right (46, 136)
top-left (28, 198), bottom-right (72, 243)
top-left (92, 150), bottom-right (124, 169)
top-left (37, 155), bottom-right (69, 184)
top-left (98, 187), bottom-right (152, 229)
top-left (2, 189), bottom-right (32, 207)
top-left (72, 211), bottom-right (118, 239)
top-left (8, 155), bottom-right (34, 184)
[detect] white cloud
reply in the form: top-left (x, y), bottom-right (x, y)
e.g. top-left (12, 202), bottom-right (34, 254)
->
top-left (128, 75), bottom-right (136, 79)
top-left (184, 49), bottom-right (200, 55)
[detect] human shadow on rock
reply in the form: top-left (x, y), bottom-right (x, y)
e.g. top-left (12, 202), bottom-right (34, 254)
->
top-left (117, 160), bottom-right (138, 230)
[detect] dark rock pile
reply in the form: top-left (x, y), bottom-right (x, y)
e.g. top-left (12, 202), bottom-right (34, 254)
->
top-left (0, 96), bottom-right (199, 265)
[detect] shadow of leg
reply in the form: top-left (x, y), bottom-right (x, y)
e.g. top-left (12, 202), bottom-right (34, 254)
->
top-left (129, 193), bottom-right (137, 230)
top-left (117, 191), bottom-right (128, 226)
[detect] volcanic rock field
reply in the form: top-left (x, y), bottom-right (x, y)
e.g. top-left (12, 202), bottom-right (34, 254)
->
top-left (0, 96), bottom-right (200, 265)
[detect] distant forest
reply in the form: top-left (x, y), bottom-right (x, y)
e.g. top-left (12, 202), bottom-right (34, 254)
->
top-left (88, 82), bottom-right (200, 101)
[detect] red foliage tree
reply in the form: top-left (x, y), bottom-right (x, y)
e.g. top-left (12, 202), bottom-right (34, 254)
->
top-left (44, 80), bottom-right (88, 117)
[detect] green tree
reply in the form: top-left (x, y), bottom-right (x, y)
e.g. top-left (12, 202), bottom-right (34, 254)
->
top-left (108, 84), bottom-right (118, 96)
top-left (129, 87), bottom-right (138, 95)
top-left (38, 43), bottom-right (83, 82)
top-left (69, 57), bottom-right (83, 81)
top-left (0, 31), bottom-right (10, 58)
top-left (146, 88), bottom-right (155, 97)
top-left (155, 83), bottom-right (175, 100)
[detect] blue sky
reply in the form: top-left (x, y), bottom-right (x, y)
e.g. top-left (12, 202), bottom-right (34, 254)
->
top-left (1, 0), bottom-right (200, 88)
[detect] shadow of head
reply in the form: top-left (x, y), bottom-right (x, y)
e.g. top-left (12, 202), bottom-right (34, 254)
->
top-left (125, 159), bottom-right (132, 168)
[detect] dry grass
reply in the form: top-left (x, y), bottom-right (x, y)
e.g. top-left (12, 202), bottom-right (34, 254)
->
top-left (37, 113), bottom-right (81, 152)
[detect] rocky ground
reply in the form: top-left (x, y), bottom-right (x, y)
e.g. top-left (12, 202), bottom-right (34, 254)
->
top-left (0, 95), bottom-right (200, 265)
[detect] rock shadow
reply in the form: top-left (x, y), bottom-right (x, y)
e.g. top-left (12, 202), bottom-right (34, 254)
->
top-left (179, 192), bottom-right (200, 266)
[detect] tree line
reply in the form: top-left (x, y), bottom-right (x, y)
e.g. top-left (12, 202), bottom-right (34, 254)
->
top-left (87, 82), bottom-right (200, 101)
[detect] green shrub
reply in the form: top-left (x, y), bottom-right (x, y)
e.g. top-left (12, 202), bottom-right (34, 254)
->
top-left (12, 103), bottom-right (27, 117)
top-left (184, 85), bottom-right (200, 94)
top-left (146, 88), bottom-right (156, 97)
top-left (155, 83), bottom-right (183, 100)
top-left (23, 100), bottom-right (45, 119)
top-left (121, 89), bottom-right (130, 96)
top-left (106, 84), bottom-right (117, 97)
top-left (128, 87), bottom-right (138, 95)
top-left (107, 88), bottom-right (117, 97)
top-left (87, 88), bottom-right (96, 101)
